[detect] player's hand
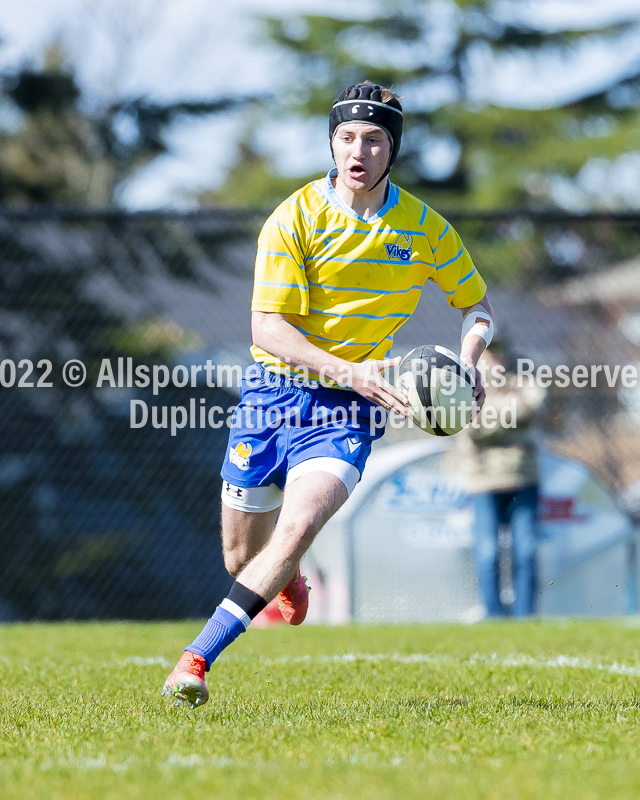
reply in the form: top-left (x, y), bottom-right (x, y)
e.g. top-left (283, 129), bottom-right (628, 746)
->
top-left (347, 357), bottom-right (411, 417)
top-left (461, 358), bottom-right (486, 411)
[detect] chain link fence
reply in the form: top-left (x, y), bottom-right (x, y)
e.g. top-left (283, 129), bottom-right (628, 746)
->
top-left (1, 206), bottom-right (639, 621)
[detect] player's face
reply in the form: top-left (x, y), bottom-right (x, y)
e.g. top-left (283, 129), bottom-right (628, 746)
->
top-left (332, 124), bottom-right (391, 192)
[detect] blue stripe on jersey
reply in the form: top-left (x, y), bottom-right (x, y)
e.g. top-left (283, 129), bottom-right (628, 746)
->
top-left (286, 198), bottom-right (312, 225)
top-left (316, 227), bottom-right (365, 235)
top-left (315, 226), bottom-right (425, 237)
top-left (290, 323), bottom-right (380, 348)
top-left (254, 281), bottom-right (308, 290)
top-left (257, 251), bottom-right (300, 261)
top-left (308, 281), bottom-right (423, 295)
top-left (419, 204), bottom-right (428, 226)
top-left (262, 221), bottom-right (300, 241)
top-left (436, 247), bottom-right (463, 270)
top-left (458, 267), bottom-right (476, 285)
top-left (308, 256), bottom-right (434, 267)
top-left (390, 228), bottom-right (427, 237)
top-left (307, 256), bottom-right (384, 265)
top-left (438, 221), bottom-right (450, 240)
top-left (310, 308), bottom-right (412, 320)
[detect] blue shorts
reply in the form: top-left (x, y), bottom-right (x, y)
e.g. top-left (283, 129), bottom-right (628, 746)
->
top-left (220, 364), bottom-right (386, 490)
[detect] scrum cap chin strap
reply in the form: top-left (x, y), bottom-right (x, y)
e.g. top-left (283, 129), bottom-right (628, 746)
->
top-left (329, 83), bottom-right (403, 191)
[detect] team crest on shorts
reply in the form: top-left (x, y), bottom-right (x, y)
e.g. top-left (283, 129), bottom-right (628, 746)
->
top-left (230, 442), bottom-right (252, 471)
top-left (384, 233), bottom-right (413, 262)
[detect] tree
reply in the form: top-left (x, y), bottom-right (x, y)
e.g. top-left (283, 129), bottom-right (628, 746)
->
top-left (206, 1), bottom-right (640, 211)
top-left (0, 44), bottom-right (252, 206)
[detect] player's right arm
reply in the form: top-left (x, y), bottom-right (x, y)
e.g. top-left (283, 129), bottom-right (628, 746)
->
top-left (252, 311), bottom-right (410, 416)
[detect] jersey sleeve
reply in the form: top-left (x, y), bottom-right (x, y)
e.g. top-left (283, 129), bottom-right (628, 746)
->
top-left (432, 216), bottom-right (486, 309)
top-left (251, 201), bottom-right (310, 315)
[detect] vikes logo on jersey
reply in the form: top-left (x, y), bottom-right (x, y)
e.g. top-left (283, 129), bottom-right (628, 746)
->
top-left (384, 233), bottom-right (413, 262)
top-left (230, 442), bottom-right (252, 471)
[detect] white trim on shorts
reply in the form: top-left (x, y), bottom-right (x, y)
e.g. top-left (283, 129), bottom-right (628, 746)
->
top-left (221, 457), bottom-right (361, 513)
top-left (221, 481), bottom-right (282, 513)
top-left (286, 457), bottom-right (361, 495)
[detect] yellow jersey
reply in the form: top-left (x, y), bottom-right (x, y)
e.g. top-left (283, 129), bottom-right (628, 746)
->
top-left (251, 169), bottom-right (486, 379)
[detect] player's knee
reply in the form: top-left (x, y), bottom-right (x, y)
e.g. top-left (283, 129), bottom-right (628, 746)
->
top-left (278, 515), bottom-right (322, 556)
top-left (223, 546), bottom-right (250, 577)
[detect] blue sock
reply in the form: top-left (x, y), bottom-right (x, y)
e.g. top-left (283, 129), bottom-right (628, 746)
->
top-left (186, 606), bottom-right (247, 671)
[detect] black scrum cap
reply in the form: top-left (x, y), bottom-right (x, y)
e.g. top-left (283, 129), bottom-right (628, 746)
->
top-left (329, 83), bottom-right (403, 187)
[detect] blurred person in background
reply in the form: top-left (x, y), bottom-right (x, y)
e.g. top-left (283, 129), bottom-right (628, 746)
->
top-left (457, 337), bottom-right (546, 617)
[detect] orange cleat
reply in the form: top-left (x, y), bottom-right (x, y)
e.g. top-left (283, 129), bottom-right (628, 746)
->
top-left (161, 651), bottom-right (209, 708)
top-left (278, 567), bottom-right (311, 625)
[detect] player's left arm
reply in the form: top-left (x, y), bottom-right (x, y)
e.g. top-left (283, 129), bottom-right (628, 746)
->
top-left (458, 294), bottom-right (494, 409)
top-left (429, 213), bottom-right (493, 409)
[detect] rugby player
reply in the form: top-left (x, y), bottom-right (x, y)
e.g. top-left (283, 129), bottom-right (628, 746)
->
top-left (163, 82), bottom-right (495, 707)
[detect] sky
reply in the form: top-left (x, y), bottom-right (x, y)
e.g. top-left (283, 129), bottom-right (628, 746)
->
top-left (1, 0), bottom-right (640, 208)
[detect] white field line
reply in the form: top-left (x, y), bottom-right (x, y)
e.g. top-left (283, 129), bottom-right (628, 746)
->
top-left (38, 752), bottom-right (405, 771)
top-left (26, 651), bottom-right (640, 774)
top-left (76, 651), bottom-right (640, 678)
top-left (121, 656), bottom-right (172, 667)
top-left (39, 754), bottom-right (238, 771)
top-left (224, 651), bottom-right (640, 677)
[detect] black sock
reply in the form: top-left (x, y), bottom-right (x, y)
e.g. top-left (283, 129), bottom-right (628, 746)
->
top-left (227, 580), bottom-right (267, 620)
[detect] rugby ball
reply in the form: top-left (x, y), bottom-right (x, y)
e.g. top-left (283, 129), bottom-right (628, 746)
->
top-left (396, 345), bottom-right (474, 436)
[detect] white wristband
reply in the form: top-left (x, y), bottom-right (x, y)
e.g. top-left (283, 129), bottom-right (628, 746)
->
top-left (461, 310), bottom-right (494, 347)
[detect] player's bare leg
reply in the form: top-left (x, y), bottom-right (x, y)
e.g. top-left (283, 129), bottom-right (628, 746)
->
top-left (241, 472), bottom-right (347, 624)
top-left (232, 471), bottom-right (347, 601)
top-left (163, 471), bottom-right (347, 706)
top-left (221, 500), bottom-right (310, 624)
top-left (221, 504), bottom-right (279, 576)
top-left (162, 507), bottom-right (277, 708)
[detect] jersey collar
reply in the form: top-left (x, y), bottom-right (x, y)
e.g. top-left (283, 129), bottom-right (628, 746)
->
top-left (318, 168), bottom-right (399, 224)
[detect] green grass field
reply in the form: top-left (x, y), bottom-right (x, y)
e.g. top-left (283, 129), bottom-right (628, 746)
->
top-left (2, 619), bottom-right (640, 799)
